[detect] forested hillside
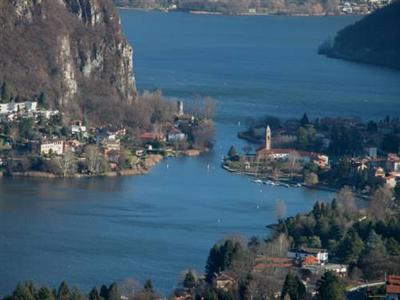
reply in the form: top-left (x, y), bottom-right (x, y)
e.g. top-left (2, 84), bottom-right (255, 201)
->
top-left (320, 0), bottom-right (400, 69)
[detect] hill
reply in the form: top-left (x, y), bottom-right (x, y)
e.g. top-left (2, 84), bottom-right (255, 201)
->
top-left (319, 0), bottom-right (400, 70)
top-left (0, 0), bottom-right (137, 125)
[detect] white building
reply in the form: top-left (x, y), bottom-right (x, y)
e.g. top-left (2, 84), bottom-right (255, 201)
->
top-left (71, 125), bottom-right (87, 134)
top-left (40, 140), bottom-right (65, 156)
top-left (168, 130), bottom-right (186, 142)
top-left (0, 101), bottom-right (38, 115)
top-left (39, 110), bottom-right (60, 119)
top-left (288, 247), bottom-right (329, 264)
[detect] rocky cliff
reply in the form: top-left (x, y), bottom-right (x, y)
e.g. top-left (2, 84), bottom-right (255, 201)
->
top-left (0, 0), bottom-right (136, 123)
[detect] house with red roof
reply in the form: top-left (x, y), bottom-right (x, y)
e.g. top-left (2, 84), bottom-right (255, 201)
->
top-left (253, 256), bottom-right (294, 272)
top-left (386, 275), bottom-right (400, 300)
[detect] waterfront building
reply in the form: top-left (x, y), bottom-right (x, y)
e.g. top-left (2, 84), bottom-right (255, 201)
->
top-left (256, 126), bottom-right (329, 168)
top-left (40, 140), bottom-right (65, 156)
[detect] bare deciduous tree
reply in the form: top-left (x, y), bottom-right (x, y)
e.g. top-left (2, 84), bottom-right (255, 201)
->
top-left (336, 186), bottom-right (357, 216)
top-left (276, 199), bottom-right (287, 222)
top-left (84, 145), bottom-right (107, 175)
top-left (369, 187), bottom-right (394, 219)
top-left (53, 152), bottom-right (77, 177)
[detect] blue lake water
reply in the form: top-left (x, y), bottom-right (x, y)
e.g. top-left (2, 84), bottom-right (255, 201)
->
top-left (1, 11), bottom-right (400, 297)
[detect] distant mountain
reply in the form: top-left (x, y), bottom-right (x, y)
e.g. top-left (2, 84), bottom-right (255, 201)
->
top-left (0, 0), bottom-right (136, 124)
top-left (320, 1), bottom-right (400, 70)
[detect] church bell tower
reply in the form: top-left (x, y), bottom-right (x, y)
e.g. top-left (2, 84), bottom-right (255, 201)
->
top-left (266, 126), bottom-right (271, 151)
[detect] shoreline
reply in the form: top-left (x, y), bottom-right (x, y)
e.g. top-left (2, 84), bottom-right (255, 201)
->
top-left (0, 150), bottom-right (203, 180)
top-left (117, 6), bottom-right (367, 17)
top-left (221, 163), bottom-right (370, 200)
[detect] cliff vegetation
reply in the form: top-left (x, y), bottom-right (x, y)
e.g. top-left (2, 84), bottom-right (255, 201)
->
top-left (0, 0), bottom-right (137, 126)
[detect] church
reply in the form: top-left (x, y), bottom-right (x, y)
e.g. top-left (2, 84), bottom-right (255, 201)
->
top-left (256, 126), bottom-right (329, 168)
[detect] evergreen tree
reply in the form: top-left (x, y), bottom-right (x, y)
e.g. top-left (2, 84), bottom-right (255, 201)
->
top-left (316, 272), bottom-right (346, 300)
top-left (56, 282), bottom-right (70, 300)
top-left (300, 113), bottom-right (309, 126)
top-left (248, 235), bottom-right (261, 253)
top-left (1, 82), bottom-right (10, 103)
top-left (281, 273), bottom-right (306, 300)
top-left (365, 230), bottom-right (387, 255)
top-left (107, 283), bottom-right (121, 300)
top-left (88, 288), bottom-right (101, 300)
top-left (99, 285), bottom-right (108, 300)
top-left (37, 286), bottom-right (55, 300)
top-left (183, 271), bottom-right (196, 289)
top-left (205, 244), bottom-right (222, 283)
top-left (69, 287), bottom-right (84, 300)
top-left (143, 279), bottom-right (154, 294)
top-left (38, 92), bottom-right (46, 106)
top-left (227, 146), bottom-right (238, 160)
top-left (337, 229), bottom-right (364, 264)
top-left (13, 282), bottom-right (36, 300)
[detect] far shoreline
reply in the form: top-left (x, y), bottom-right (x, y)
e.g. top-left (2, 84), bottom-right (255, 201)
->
top-left (116, 6), bottom-right (364, 17)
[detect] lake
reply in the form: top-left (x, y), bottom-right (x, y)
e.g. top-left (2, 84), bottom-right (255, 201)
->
top-left (1, 11), bottom-right (400, 297)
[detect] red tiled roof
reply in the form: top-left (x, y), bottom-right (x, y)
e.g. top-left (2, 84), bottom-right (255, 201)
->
top-left (254, 263), bottom-right (292, 269)
top-left (387, 275), bottom-right (400, 294)
top-left (387, 284), bottom-right (400, 294)
top-left (140, 132), bottom-right (157, 140)
top-left (388, 275), bottom-right (400, 285)
top-left (253, 257), bottom-right (293, 270)
top-left (303, 256), bottom-right (319, 265)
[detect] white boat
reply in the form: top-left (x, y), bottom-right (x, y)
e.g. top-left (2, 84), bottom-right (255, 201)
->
top-left (253, 179), bottom-right (263, 184)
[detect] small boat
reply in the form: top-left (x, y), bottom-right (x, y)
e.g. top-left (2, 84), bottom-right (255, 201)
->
top-left (253, 179), bottom-right (263, 184)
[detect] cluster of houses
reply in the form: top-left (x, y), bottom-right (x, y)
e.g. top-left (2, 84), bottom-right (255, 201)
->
top-left (0, 101), bottom-right (59, 121)
top-left (40, 125), bottom-right (126, 162)
top-left (38, 101), bottom-right (191, 163)
top-left (351, 151), bottom-right (400, 189)
top-left (202, 246), bottom-right (400, 299)
top-left (137, 103), bottom-right (192, 153)
top-left (211, 247), bottom-right (347, 298)
top-left (253, 247), bottom-right (346, 277)
top-left (338, 0), bottom-right (392, 14)
top-left (242, 124), bottom-right (400, 190)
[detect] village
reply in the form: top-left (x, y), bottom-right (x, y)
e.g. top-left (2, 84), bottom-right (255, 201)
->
top-left (0, 98), bottom-right (213, 178)
top-left (223, 114), bottom-right (400, 196)
top-left (208, 247), bottom-right (400, 299)
top-left (337, 0), bottom-right (393, 14)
